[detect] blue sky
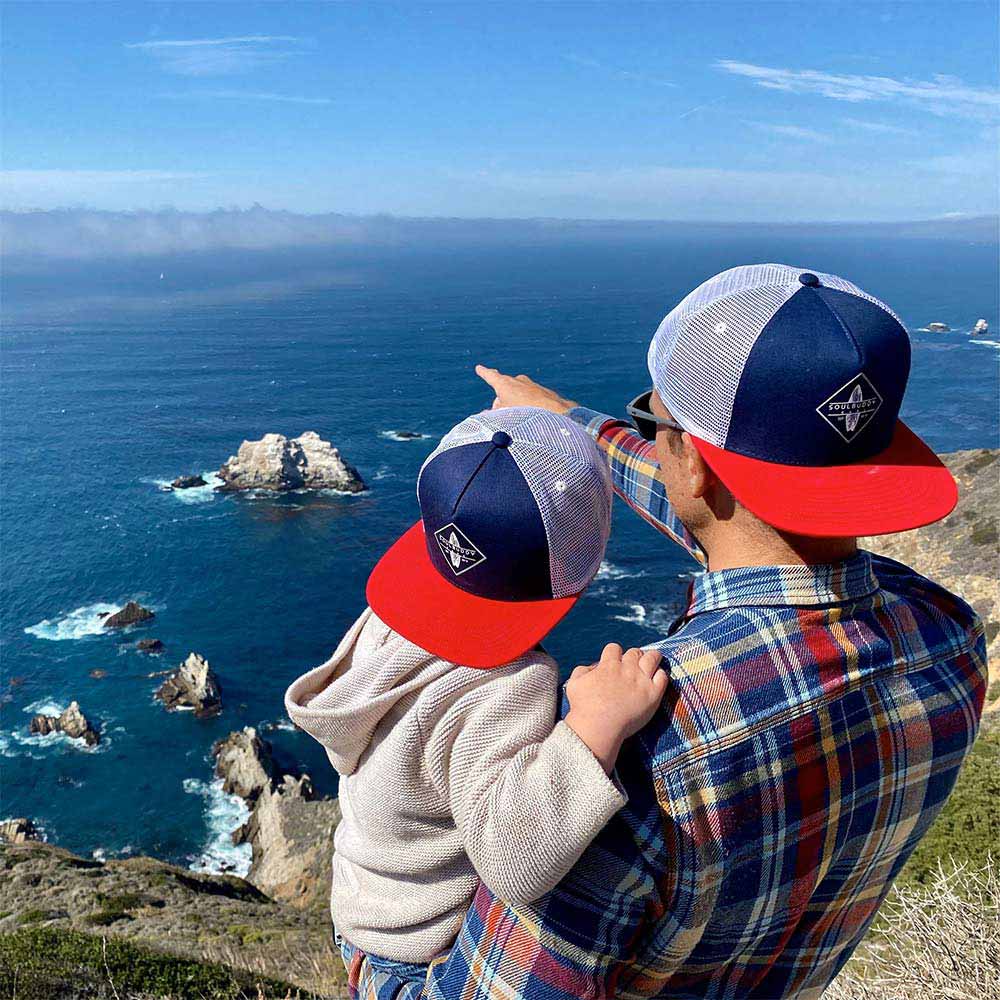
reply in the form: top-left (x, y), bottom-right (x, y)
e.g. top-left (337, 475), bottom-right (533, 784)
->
top-left (2, 1), bottom-right (998, 221)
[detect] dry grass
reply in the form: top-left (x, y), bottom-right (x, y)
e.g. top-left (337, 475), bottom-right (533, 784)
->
top-left (827, 857), bottom-right (1000, 1000)
top-left (199, 933), bottom-right (348, 999)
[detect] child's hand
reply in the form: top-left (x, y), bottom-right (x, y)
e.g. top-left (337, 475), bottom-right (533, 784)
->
top-left (564, 644), bottom-right (667, 774)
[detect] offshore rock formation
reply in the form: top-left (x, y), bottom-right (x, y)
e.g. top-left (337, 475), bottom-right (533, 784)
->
top-left (0, 817), bottom-right (41, 843)
top-left (865, 448), bottom-right (999, 713)
top-left (973, 318), bottom-right (989, 336)
top-left (136, 637), bottom-right (164, 653)
top-left (170, 474), bottom-right (207, 489)
top-left (29, 701), bottom-right (100, 747)
top-left (216, 431), bottom-right (365, 493)
top-left (927, 322), bottom-right (951, 332)
top-left (154, 653), bottom-right (222, 718)
top-left (103, 601), bottom-right (155, 629)
top-left (213, 727), bottom-right (340, 909)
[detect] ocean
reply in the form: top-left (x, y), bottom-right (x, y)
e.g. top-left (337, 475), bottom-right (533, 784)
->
top-left (2, 227), bottom-right (997, 874)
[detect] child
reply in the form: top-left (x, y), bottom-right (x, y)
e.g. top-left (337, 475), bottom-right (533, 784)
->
top-left (284, 406), bottom-right (666, 978)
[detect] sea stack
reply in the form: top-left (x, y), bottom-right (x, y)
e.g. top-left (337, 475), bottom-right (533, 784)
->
top-left (0, 818), bottom-right (40, 844)
top-left (927, 322), bottom-right (951, 333)
top-left (216, 432), bottom-right (365, 493)
top-left (154, 652), bottom-right (222, 718)
top-left (103, 601), bottom-right (155, 629)
top-left (29, 701), bottom-right (100, 747)
top-left (973, 319), bottom-right (989, 336)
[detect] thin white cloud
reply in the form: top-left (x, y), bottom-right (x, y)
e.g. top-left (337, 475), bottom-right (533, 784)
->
top-left (841, 117), bottom-right (918, 136)
top-left (678, 96), bottom-right (726, 119)
top-left (754, 123), bottom-right (830, 142)
top-left (717, 60), bottom-right (1000, 121)
top-left (125, 35), bottom-right (302, 49)
top-left (163, 90), bottom-right (332, 106)
top-left (563, 54), bottom-right (676, 88)
top-left (0, 170), bottom-right (210, 211)
top-left (126, 35), bottom-right (306, 76)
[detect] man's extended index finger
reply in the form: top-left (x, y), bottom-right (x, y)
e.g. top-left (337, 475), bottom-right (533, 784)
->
top-left (474, 364), bottom-right (512, 392)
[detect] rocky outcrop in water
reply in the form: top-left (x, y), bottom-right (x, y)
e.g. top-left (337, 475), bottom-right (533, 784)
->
top-left (170, 474), bottom-right (207, 489)
top-left (212, 727), bottom-right (277, 800)
top-left (974, 319), bottom-right (989, 336)
top-left (927, 322), bottom-right (951, 332)
top-left (103, 601), bottom-right (155, 629)
top-left (29, 701), bottom-right (100, 747)
top-left (865, 448), bottom-right (999, 714)
top-left (216, 431), bottom-right (365, 493)
top-left (136, 638), bottom-right (164, 653)
top-left (212, 727), bottom-right (339, 909)
top-left (154, 653), bottom-right (222, 718)
top-left (0, 817), bottom-right (41, 843)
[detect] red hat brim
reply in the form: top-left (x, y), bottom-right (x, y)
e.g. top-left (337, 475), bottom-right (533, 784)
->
top-left (691, 420), bottom-right (957, 538)
top-left (366, 522), bottom-right (579, 669)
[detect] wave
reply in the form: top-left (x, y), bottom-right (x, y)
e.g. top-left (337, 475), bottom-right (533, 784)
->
top-left (182, 777), bottom-right (252, 877)
top-left (23, 697), bottom-right (67, 716)
top-left (148, 471), bottom-right (223, 505)
top-left (0, 726), bottom-right (110, 758)
top-left (24, 602), bottom-right (121, 641)
top-left (613, 603), bottom-right (648, 624)
top-left (596, 561), bottom-right (646, 582)
top-left (971, 339), bottom-right (1000, 350)
top-left (379, 430), bottom-right (432, 442)
top-left (372, 465), bottom-right (395, 481)
top-left (260, 718), bottom-right (296, 733)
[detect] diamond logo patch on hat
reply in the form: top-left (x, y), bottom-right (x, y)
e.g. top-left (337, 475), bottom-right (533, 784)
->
top-left (434, 523), bottom-right (486, 576)
top-left (816, 374), bottom-right (884, 443)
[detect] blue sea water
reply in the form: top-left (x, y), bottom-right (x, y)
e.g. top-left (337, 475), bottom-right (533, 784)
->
top-left (1, 230), bottom-right (997, 872)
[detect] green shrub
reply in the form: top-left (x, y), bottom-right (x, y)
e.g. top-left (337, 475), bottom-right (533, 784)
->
top-left (896, 725), bottom-right (1000, 889)
top-left (83, 909), bottom-right (134, 927)
top-left (0, 926), bottom-right (315, 999)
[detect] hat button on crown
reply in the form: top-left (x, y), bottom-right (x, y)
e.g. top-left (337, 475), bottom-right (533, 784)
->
top-left (798, 272), bottom-right (820, 287)
top-left (491, 431), bottom-right (512, 448)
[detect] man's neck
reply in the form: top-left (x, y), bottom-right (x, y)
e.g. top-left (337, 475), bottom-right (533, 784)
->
top-left (702, 529), bottom-right (858, 573)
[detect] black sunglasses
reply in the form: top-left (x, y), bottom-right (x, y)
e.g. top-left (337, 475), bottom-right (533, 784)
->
top-left (626, 390), bottom-right (685, 441)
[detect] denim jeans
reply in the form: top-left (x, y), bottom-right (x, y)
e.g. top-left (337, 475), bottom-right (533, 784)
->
top-left (334, 928), bottom-right (431, 998)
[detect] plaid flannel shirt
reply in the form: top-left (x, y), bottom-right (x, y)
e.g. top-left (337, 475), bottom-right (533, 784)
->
top-left (344, 407), bottom-right (988, 1000)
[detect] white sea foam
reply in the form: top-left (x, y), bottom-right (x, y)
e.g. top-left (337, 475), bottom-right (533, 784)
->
top-left (372, 465), bottom-right (395, 481)
top-left (24, 602), bottom-right (120, 641)
top-left (23, 698), bottom-right (67, 716)
top-left (379, 430), bottom-right (432, 442)
top-left (0, 725), bottom-right (109, 758)
top-left (596, 561), bottom-right (646, 582)
top-left (260, 718), bottom-right (296, 733)
top-left (614, 603), bottom-right (648, 624)
top-left (971, 338), bottom-right (1000, 350)
top-left (149, 471), bottom-right (223, 504)
top-left (183, 777), bottom-right (252, 877)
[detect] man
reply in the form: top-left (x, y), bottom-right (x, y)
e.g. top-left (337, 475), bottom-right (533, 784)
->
top-left (351, 265), bottom-right (988, 1000)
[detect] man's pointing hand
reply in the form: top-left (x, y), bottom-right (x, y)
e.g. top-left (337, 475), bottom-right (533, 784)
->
top-left (474, 365), bottom-right (578, 414)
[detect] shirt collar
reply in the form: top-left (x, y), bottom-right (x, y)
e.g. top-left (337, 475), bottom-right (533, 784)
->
top-left (685, 550), bottom-right (880, 616)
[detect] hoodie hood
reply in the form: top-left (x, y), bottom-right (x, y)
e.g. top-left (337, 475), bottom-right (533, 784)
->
top-left (284, 608), bottom-right (455, 775)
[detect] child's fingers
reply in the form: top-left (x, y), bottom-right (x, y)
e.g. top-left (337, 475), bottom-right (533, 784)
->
top-left (638, 649), bottom-right (663, 678)
top-left (600, 642), bottom-right (623, 664)
top-left (622, 647), bottom-right (643, 671)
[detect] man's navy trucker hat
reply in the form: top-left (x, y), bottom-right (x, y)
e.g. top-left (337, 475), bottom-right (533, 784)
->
top-left (647, 264), bottom-right (957, 537)
top-left (366, 407), bottom-right (613, 668)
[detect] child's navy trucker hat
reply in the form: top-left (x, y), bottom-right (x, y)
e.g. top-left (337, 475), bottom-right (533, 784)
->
top-left (366, 407), bottom-right (613, 668)
top-left (647, 264), bottom-right (957, 537)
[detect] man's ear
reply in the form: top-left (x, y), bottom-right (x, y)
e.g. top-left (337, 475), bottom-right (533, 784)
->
top-left (682, 434), bottom-right (714, 499)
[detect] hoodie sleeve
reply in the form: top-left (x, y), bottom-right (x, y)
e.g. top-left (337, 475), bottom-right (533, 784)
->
top-left (420, 655), bottom-right (628, 906)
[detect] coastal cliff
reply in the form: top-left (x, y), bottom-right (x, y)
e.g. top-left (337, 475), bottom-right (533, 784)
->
top-left (864, 447), bottom-right (999, 711)
top-left (2, 449), bottom-right (995, 999)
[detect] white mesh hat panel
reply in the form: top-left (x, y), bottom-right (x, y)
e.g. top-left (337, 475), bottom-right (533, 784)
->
top-left (647, 264), bottom-right (903, 447)
top-left (418, 407), bottom-right (612, 598)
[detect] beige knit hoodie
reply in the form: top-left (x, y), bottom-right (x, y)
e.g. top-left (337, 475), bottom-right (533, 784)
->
top-left (284, 607), bottom-right (627, 963)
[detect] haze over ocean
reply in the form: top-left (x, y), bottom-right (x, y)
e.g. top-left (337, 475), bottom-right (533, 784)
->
top-left (1, 221), bottom-right (997, 872)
